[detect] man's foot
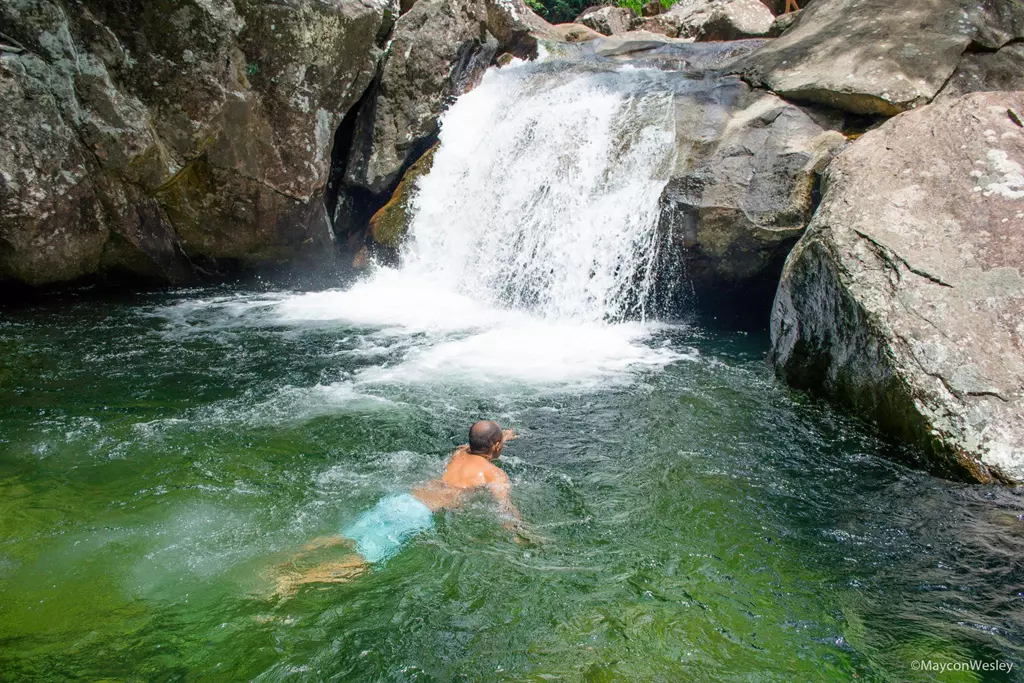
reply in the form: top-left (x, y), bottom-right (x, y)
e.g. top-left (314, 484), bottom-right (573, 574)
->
top-left (271, 557), bottom-right (369, 597)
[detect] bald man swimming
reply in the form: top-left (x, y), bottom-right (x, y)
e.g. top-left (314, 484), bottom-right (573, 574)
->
top-left (275, 421), bottom-right (520, 595)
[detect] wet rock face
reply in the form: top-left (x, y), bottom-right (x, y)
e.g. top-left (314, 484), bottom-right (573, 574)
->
top-left (735, 0), bottom-right (1024, 115)
top-left (368, 143), bottom-right (437, 249)
top-left (340, 0), bottom-right (495, 197)
top-left (332, 0), bottom-right (555, 239)
top-left (770, 92), bottom-right (1024, 483)
top-left (0, 0), bottom-right (390, 286)
top-left (657, 76), bottom-right (845, 311)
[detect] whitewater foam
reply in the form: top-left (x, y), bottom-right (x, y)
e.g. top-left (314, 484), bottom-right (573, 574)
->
top-left (153, 59), bottom-right (689, 392)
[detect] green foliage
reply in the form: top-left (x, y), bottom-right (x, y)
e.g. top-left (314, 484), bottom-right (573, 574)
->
top-left (616, 0), bottom-right (645, 14)
top-left (525, 0), bottom-right (592, 24)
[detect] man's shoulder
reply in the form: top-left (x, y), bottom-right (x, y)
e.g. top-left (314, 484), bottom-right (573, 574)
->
top-left (483, 463), bottom-right (509, 483)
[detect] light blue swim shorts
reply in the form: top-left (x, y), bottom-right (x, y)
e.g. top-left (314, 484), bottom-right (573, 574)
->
top-left (342, 493), bottom-right (434, 564)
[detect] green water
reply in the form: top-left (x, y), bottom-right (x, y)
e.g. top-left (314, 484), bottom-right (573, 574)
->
top-left (1, 287), bottom-right (1022, 681)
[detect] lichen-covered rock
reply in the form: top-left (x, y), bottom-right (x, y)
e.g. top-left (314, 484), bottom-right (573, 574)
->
top-left (575, 6), bottom-right (640, 36)
top-left (770, 92), bottom-right (1024, 483)
top-left (657, 77), bottom-right (845, 307)
top-left (766, 8), bottom-right (800, 36)
top-left (0, 0), bottom-right (391, 286)
top-left (736, 0), bottom-right (1024, 115)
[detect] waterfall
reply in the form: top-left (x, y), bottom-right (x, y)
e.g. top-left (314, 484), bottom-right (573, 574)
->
top-left (400, 60), bottom-right (679, 323)
top-left (262, 57), bottom-right (687, 387)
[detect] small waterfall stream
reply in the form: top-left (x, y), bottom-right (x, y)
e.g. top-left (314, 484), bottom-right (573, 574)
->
top-left (402, 59), bottom-right (678, 322)
top-left (268, 57), bottom-right (703, 386)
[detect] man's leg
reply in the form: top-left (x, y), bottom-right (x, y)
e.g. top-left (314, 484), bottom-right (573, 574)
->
top-left (274, 555), bottom-right (369, 596)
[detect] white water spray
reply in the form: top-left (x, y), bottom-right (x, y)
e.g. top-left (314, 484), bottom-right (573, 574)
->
top-left (168, 59), bottom-right (689, 388)
top-left (403, 61), bottom-right (678, 322)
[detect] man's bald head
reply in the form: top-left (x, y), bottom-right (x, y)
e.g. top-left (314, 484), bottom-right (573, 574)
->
top-left (468, 420), bottom-right (503, 456)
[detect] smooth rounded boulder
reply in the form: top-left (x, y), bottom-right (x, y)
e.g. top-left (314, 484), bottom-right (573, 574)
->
top-left (736, 0), bottom-right (1024, 115)
top-left (770, 92), bottom-right (1024, 483)
top-left (575, 6), bottom-right (640, 36)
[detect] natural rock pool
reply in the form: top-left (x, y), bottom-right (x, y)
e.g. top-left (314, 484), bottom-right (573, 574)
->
top-left (1, 285), bottom-right (1022, 680)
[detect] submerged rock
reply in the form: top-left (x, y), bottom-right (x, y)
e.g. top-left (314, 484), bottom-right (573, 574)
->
top-left (736, 0), bottom-right (1024, 115)
top-left (770, 92), bottom-right (1024, 483)
top-left (0, 0), bottom-right (390, 286)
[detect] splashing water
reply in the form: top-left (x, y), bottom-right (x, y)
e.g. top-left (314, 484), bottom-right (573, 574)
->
top-left (268, 60), bottom-right (688, 387)
top-left (402, 61), bottom-right (678, 322)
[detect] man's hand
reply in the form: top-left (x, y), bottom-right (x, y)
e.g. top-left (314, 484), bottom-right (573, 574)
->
top-left (502, 428), bottom-right (518, 442)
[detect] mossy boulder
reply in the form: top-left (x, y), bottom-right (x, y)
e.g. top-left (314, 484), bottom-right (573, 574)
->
top-left (369, 145), bottom-right (438, 248)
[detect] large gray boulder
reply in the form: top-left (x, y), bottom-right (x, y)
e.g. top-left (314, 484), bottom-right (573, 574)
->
top-left (737, 0), bottom-right (1024, 115)
top-left (0, 0), bottom-right (390, 286)
top-left (658, 78), bottom-right (845, 307)
top-left (697, 0), bottom-right (774, 40)
top-left (575, 6), bottom-right (640, 36)
top-left (339, 0), bottom-right (558, 199)
top-left (639, 0), bottom-right (773, 40)
top-left (486, 0), bottom-right (561, 50)
top-left (340, 0), bottom-right (495, 198)
top-left (770, 92), bottom-right (1024, 483)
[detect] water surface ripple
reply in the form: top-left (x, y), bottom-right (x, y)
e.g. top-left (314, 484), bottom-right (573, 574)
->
top-left (1, 290), bottom-right (1022, 681)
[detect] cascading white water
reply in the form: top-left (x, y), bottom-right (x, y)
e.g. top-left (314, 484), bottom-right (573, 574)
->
top-left (402, 61), bottom-right (678, 322)
top-left (196, 57), bottom-right (691, 388)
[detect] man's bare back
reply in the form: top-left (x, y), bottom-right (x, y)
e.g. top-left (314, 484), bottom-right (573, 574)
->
top-left (410, 430), bottom-right (518, 521)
